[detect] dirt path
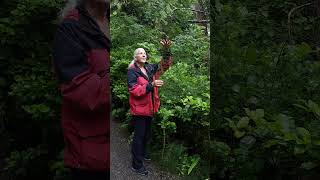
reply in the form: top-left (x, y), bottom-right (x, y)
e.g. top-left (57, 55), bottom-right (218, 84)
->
top-left (110, 119), bottom-right (180, 180)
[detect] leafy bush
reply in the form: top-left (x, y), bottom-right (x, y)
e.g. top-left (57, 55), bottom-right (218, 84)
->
top-left (210, 0), bottom-right (320, 179)
top-left (0, 0), bottom-right (68, 179)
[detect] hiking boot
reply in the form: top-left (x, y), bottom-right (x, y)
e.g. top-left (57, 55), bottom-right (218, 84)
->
top-left (131, 166), bottom-right (149, 176)
top-left (144, 156), bottom-right (151, 161)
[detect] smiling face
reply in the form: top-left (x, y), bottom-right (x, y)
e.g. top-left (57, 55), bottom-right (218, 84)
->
top-left (134, 48), bottom-right (147, 64)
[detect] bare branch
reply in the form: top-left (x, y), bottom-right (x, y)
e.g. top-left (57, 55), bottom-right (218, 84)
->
top-left (172, 7), bottom-right (209, 15)
top-left (188, 20), bottom-right (210, 23)
top-left (288, 2), bottom-right (313, 42)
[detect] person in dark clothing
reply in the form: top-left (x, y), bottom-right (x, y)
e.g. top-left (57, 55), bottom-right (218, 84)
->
top-left (127, 40), bottom-right (173, 176)
top-left (52, 0), bottom-right (110, 179)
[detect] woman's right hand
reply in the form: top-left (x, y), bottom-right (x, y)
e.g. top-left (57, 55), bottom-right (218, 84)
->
top-left (152, 80), bottom-right (164, 87)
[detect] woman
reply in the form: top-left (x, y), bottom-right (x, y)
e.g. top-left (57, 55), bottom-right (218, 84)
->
top-left (52, 0), bottom-right (110, 179)
top-left (127, 40), bottom-right (173, 176)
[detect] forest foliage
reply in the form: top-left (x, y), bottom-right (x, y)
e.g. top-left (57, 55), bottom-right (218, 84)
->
top-left (210, 0), bottom-right (320, 179)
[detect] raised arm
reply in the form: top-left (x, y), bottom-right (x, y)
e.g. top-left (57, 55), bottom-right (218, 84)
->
top-left (153, 39), bottom-right (173, 79)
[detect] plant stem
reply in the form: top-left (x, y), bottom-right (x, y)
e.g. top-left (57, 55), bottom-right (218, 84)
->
top-left (162, 128), bottom-right (166, 159)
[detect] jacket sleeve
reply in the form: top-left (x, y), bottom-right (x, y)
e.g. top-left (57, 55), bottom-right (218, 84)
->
top-left (52, 21), bottom-right (109, 111)
top-left (127, 68), bottom-right (153, 97)
top-left (152, 49), bottom-right (173, 79)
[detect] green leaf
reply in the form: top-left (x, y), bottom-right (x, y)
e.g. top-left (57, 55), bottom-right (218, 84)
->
top-left (238, 6), bottom-right (248, 16)
top-left (215, 0), bottom-right (223, 12)
top-left (307, 100), bottom-right (320, 117)
top-left (224, 107), bottom-right (231, 113)
top-left (283, 132), bottom-right (296, 141)
top-left (296, 127), bottom-right (311, 145)
top-left (294, 145), bottom-right (306, 155)
top-left (301, 162), bottom-right (317, 170)
top-left (313, 139), bottom-right (320, 146)
top-left (237, 117), bottom-right (249, 129)
top-left (228, 120), bottom-right (237, 131)
top-left (246, 46), bottom-right (257, 63)
top-left (261, 10), bottom-right (268, 17)
top-left (240, 135), bottom-right (256, 147)
top-left (275, 114), bottom-right (295, 133)
top-left (187, 156), bottom-right (200, 175)
top-left (38, 104), bottom-right (50, 113)
top-left (244, 108), bottom-right (255, 119)
top-left (296, 43), bottom-right (312, 59)
top-left (235, 130), bottom-right (245, 138)
top-left (232, 84), bottom-right (240, 93)
top-left (256, 109), bottom-right (264, 118)
top-left (293, 103), bottom-right (309, 111)
top-left (211, 141), bottom-right (231, 156)
top-left (263, 140), bottom-right (279, 148)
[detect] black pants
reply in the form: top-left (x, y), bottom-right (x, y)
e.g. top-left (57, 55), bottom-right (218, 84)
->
top-left (70, 168), bottom-right (110, 180)
top-left (131, 115), bottom-right (152, 169)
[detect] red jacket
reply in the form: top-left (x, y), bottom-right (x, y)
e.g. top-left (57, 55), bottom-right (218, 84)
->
top-left (52, 6), bottom-right (110, 172)
top-left (127, 56), bottom-right (173, 117)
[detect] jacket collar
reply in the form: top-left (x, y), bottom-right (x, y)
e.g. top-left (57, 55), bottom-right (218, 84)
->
top-left (76, 5), bottom-right (111, 51)
top-left (134, 62), bottom-right (151, 81)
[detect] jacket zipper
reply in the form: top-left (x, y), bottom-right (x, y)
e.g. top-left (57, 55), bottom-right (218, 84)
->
top-left (151, 83), bottom-right (155, 116)
top-left (147, 69), bottom-right (155, 116)
top-left (137, 63), bottom-right (155, 116)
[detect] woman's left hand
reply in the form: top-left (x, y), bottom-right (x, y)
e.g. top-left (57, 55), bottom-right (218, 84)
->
top-left (160, 39), bottom-right (172, 49)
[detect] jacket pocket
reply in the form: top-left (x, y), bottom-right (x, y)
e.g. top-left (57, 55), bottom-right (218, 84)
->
top-left (134, 95), bottom-right (149, 106)
top-left (71, 109), bottom-right (109, 171)
top-left (73, 110), bottom-right (109, 138)
top-left (134, 103), bottom-right (150, 115)
top-left (80, 135), bottom-right (109, 171)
